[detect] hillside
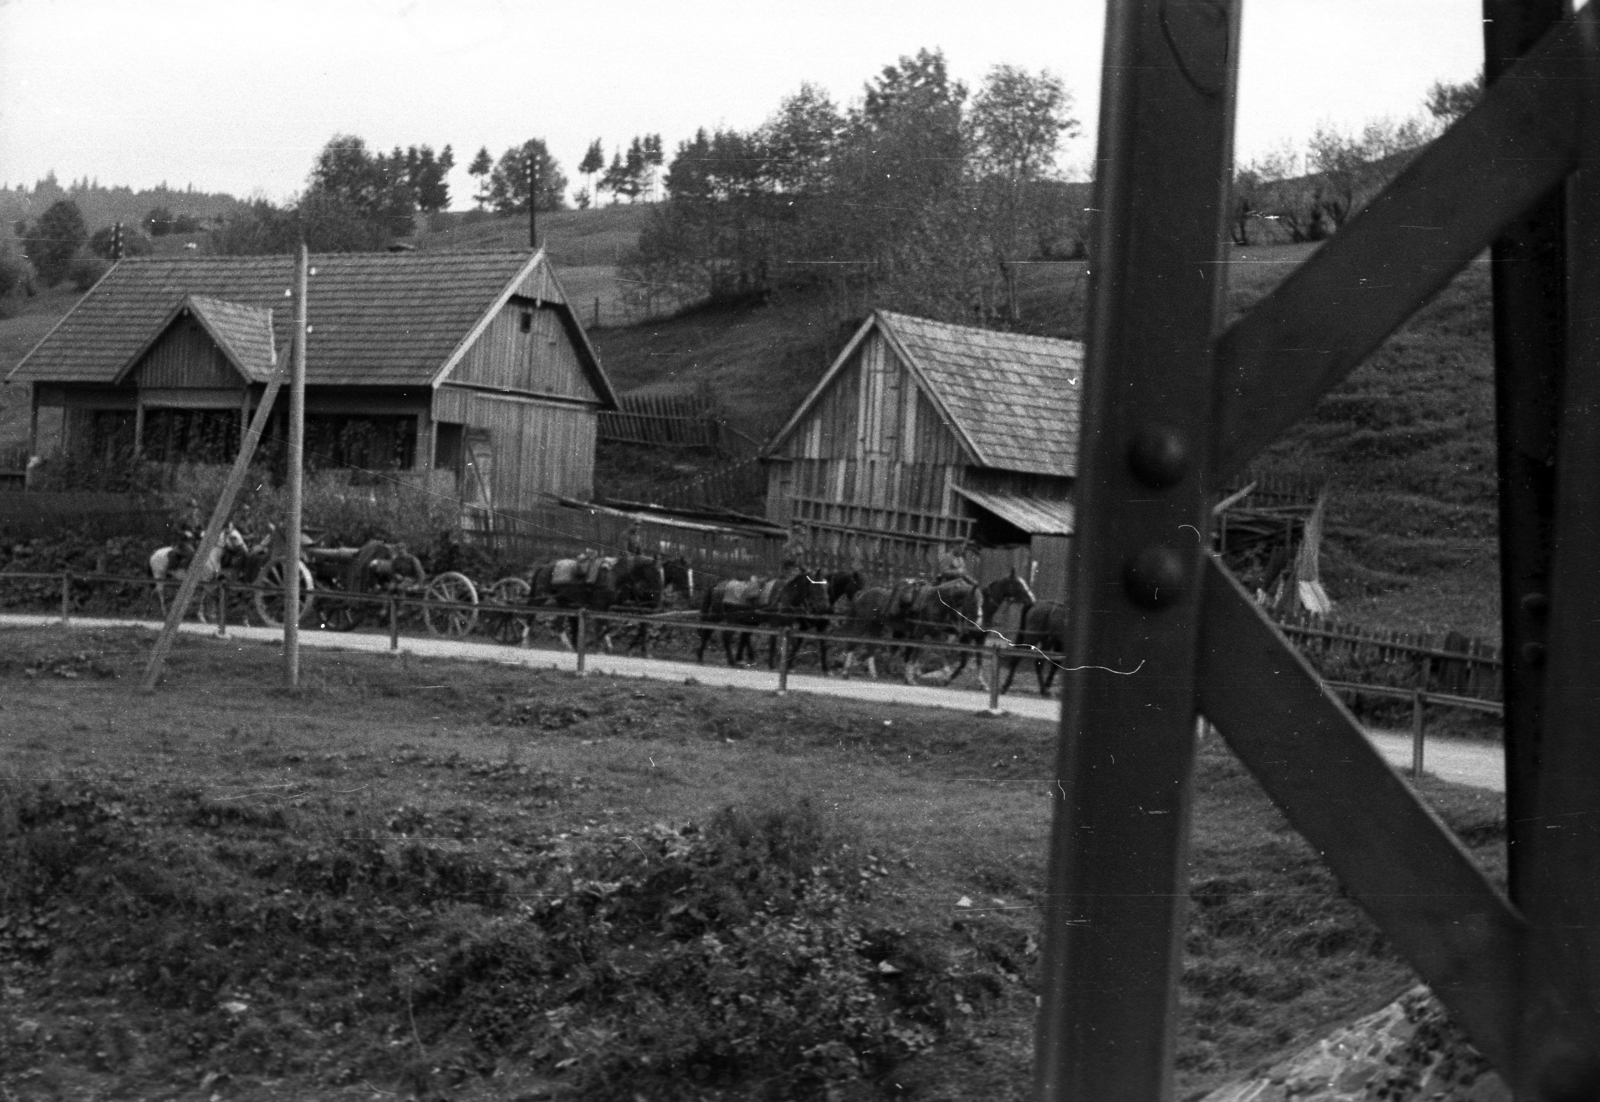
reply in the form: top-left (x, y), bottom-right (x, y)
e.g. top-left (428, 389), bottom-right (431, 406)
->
top-left (594, 242), bottom-right (1501, 638)
top-left (0, 216), bottom-right (1502, 639)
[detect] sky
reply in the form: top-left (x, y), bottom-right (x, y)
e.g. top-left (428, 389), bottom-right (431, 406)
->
top-left (0, 0), bottom-right (1486, 209)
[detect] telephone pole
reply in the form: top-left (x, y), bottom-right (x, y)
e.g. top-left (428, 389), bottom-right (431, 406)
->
top-left (528, 155), bottom-right (537, 249)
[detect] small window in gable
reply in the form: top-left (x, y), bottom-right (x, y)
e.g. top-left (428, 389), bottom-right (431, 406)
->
top-left (520, 310), bottom-right (533, 333)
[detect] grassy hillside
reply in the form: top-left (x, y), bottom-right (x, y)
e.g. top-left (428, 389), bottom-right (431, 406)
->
top-left (593, 242), bottom-right (1500, 638)
top-left (0, 217), bottom-right (1502, 639)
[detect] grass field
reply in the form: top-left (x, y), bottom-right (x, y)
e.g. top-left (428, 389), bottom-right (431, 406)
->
top-left (0, 624), bottom-right (1503, 1100)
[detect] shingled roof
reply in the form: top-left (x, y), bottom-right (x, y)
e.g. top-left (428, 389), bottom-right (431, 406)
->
top-left (7, 250), bottom-right (612, 400)
top-left (769, 310), bottom-right (1084, 478)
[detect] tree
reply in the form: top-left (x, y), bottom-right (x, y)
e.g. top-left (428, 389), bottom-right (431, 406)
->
top-left (969, 65), bottom-right (1077, 184)
top-left (407, 144), bottom-right (455, 212)
top-left (87, 224), bottom-right (152, 260)
top-left (579, 139), bottom-right (605, 203)
top-left (305, 134), bottom-right (415, 238)
top-left (145, 205), bottom-right (175, 236)
top-left (760, 83), bottom-right (843, 193)
top-left (1425, 73), bottom-right (1483, 127)
top-left (1230, 145), bottom-right (1297, 246)
top-left (468, 146), bottom-right (494, 210)
top-left (487, 140), bottom-right (567, 213)
top-left (22, 199), bottom-right (86, 286)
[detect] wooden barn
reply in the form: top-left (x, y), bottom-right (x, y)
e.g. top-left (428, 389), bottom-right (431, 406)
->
top-left (762, 310), bottom-right (1083, 599)
top-left (5, 250), bottom-right (617, 520)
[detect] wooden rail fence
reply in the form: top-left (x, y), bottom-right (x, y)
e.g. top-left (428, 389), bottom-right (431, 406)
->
top-left (599, 393), bottom-right (729, 449)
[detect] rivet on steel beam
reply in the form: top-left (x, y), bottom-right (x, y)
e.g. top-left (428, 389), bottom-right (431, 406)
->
top-left (1124, 546), bottom-right (1188, 608)
top-left (1127, 426), bottom-right (1190, 489)
top-left (1521, 641), bottom-right (1547, 667)
top-left (1521, 591), bottom-right (1550, 615)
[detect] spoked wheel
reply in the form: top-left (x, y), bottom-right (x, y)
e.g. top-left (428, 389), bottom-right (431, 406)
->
top-left (423, 571), bottom-right (479, 637)
top-left (483, 577), bottom-right (531, 645)
top-left (321, 595), bottom-right (364, 632)
top-left (252, 560), bottom-right (316, 627)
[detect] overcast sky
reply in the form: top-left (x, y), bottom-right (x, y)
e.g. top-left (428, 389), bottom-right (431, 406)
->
top-left (0, 0), bottom-right (1485, 207)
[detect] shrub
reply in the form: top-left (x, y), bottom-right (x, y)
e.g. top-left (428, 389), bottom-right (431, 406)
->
top-left (67, 255), bottom-right (111, 292)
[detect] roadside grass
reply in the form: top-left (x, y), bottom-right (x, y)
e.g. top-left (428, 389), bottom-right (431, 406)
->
top-left (0, 626), bottom-right (1503, 1100)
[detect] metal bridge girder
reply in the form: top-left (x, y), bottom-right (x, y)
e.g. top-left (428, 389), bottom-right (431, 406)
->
top-left (1038, 1), bottom-right (1600, 1097)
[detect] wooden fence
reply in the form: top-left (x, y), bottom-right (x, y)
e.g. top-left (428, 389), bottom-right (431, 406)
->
top-left (0, 444), bottom-right (27, 491)
top-left (651, 455), bottom-right (768, 512)
top-left (1274, 608), bottom-right (1502, 704)
top-left (599, 393), bottom-right (730, 449)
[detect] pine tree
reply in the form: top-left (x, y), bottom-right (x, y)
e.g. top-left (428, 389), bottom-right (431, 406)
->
top-left (579, 139), bottom-right (605, 205)
top-left (468, 146), bottom-right (494, 210)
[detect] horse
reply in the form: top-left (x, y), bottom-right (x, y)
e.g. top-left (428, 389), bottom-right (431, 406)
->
top-left (529, 554), bottom-right (665, 651)
top-left (1000, 599), bottom-right (1069, 696)
top-left (834, 585), bottom-right (904, 681)
top-left (615, 555), bottom-right (696, 658)
top-left (894, 577), bottom-right (986, 685)
top-left (148, 524), bottom-right (250, 621)
top-left (695, 571), bottom-right (831, 667)
top-left (778, 569), bottom-right (864, 673)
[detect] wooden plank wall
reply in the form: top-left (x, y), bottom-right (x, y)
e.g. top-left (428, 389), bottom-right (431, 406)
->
top-left (135, 318), bottom-right (242, 389)
top-left (434, 388), bottom-right (596, 511)
top-left (450, 300), bottom-right (593, 400)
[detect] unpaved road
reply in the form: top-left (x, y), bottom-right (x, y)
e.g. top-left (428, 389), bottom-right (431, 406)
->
top-left (2, 614), bottom-right (1505, 792)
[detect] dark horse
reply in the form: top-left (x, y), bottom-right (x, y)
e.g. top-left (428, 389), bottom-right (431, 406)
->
top-left (836, 572), bottom-right (1034, 685)
top-left (616, 555), bottom-right (696, 657)
top-left (528, 554), bottom-right (665, 651)
top-left (695, 571), bottom-right (831, 667)
top-left (999, 598), bottom-right (1068, 696)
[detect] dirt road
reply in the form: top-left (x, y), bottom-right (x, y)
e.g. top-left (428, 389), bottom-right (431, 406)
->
top-left (2, 613), bottom-right (1505, 792)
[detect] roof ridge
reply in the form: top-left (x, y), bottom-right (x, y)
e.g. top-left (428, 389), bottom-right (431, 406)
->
top-left (877, 308), bottom-right (1084, 350)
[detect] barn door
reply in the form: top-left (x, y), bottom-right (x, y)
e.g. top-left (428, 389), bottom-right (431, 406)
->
top-left (462, 430), bottom-right (495, 535)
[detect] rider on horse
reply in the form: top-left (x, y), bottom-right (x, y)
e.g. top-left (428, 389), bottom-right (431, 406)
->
top-left (936, 539), bottom-right (978, 586)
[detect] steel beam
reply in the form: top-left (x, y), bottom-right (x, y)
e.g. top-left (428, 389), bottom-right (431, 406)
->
top-left (1212, 11), bottom-right (1585, 483)
top-left (1033, 1), bottom-right (1238, 1097)
top-left (1515, 8), bottom-right (1600, 1095)
top-left (1195, 557), bottom-right (1522, 1071)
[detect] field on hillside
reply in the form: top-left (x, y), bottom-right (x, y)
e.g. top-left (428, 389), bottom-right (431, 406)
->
top-left (0, 624), bottom-right (1502, 1100)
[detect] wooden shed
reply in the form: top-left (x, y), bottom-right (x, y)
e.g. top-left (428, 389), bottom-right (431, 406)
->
top-left (762, 310), bottom-right (1083, 598)
top-left (5, 250), bottom-right (617, 519)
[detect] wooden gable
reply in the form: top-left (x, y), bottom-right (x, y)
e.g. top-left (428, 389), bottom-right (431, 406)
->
top-left (447, 295), bottom-right (596, 403)
top-left (132, 315), bottom-right (246, 390)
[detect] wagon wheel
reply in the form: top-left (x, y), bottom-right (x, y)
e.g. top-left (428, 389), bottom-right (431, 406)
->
top-left (252, 560), bottom-right (316, 627)
top-left (321, 593), bottom-right (363, 632)
top-left (422, 571), bottom-right (478, 637)
top-left (483, 577), bottom-right (532, 645)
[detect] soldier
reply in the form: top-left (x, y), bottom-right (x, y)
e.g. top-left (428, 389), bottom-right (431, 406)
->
top-left (936, 540), bottom-right (976, 585)
top-left (622, 520), bottom-right (645, 557)
top-left (780, 523), bottom-right (810, 578)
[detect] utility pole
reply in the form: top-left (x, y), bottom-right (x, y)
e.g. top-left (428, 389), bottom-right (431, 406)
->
top-left (284, 244), bottom-right (308, 689)
top-left (528, 154), bottom-right (538, 249)
top-left (112, 222), bottom-right (123, 261)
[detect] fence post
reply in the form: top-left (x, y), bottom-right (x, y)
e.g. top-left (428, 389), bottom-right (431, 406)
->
top-left (1411, 688), bottom-right (1426, 779)
top-left (60, 571), bottom-right (71, 623)
top-left (215, 582), bottom-right (227, 638)
top-left (987, 647), bottom-right (1003, 715)
top-left (575, 609), bottom-right (588, 674)
top-left (388, 595), bottom-right (399, 652)
top-left (777, 628), bottom-right (790, 694)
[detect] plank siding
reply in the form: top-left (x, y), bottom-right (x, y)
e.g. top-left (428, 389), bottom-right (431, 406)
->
top-left (766, 329), bottom-right (976, 568)
top-left (433, 386), bottom-right (596, 510)
top-left (450, 300), bottom-right (593, 400)
top-left (134, 317), bottom-right (243, 390)
top-left (513, 264), bottom-right (564, 305)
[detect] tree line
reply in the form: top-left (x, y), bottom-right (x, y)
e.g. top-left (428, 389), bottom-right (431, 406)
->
top-left (1230, 74), bottom-right (1483, 246)
top-left (620, 49), bottom-right (1085, 325)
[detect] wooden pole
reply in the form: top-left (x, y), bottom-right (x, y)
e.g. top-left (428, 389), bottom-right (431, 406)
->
top-left (1411, 688), bottom-right (1426, 779)
top-left (139, 348), bottom-right (288, 692)
top-left (528, 157), bottom-right (537, 249)
top-left (285, 245), bottom-right (308, 690)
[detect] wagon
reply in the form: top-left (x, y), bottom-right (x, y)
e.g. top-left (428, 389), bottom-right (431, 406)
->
top-left (250, 535), bottom-right (481, 637)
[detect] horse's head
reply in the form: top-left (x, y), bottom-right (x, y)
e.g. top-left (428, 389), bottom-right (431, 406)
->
top-left (781, 570), bottom-right (830, 613)
top-left (829, 570), bottom-right (865, 607)
top-left (986, 570), bottom-right (1036, 614)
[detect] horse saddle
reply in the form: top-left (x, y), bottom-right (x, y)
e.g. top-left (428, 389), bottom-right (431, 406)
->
top-left (724, 578), bottom-right (775, 607)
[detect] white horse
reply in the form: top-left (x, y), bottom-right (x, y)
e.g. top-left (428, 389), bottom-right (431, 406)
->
top-left (148, 525), bottom-right (249, 619)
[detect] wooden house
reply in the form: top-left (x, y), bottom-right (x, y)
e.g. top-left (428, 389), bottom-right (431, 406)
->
top-left (5, 250), bottom-right (617, 518)
top-left (762, 310), bottom-right (1082, 598)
